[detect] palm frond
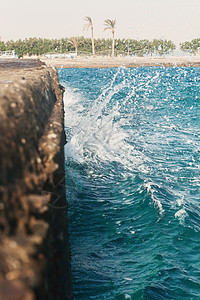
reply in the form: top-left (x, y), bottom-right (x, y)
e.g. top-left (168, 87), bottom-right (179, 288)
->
top-left (83, 23), bottom-right (91, 31)
top-left (83, 16), bottom-right (93, 31)
top-left (68, 37), bottom-right (79, 47)
top-left (103, 19), bottom-right (116, 31)
top-left (103, 26), bottom-right (109, 32)
top-left (84, 16), bottom-right (92, 23)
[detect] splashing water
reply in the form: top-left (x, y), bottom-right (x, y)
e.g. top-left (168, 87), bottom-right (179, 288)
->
top-left (59, 67), bottom-right (200, 299)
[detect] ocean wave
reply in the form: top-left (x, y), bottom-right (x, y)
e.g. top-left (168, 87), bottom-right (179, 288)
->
top-left (60, 67), bottom-right (200, 299)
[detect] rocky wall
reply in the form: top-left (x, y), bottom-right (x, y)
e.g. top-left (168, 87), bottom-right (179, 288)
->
top-left (0, 61), bottom-right (72, 299)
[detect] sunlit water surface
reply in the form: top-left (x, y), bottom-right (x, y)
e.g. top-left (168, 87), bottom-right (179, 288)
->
top-left (59, 67), bottom-right (200, 299)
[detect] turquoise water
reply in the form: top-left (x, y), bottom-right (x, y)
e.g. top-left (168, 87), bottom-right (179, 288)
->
top-left (59, 67), bottom-right (200, 299)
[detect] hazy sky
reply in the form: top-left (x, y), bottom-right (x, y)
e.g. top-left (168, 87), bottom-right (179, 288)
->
top-left (1, 0), bottom-right (200, 45)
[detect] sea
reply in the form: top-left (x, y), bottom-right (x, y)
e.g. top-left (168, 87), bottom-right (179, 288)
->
top-left (59, 66), bottom-right (200, 299)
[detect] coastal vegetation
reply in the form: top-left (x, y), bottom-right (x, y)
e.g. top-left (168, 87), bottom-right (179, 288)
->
top-left (180, 39), bottom-right (200, 54)
top-left (0, 37), bottom-right (176, 58)
top-left (0, 14), bottom-right (199, 58)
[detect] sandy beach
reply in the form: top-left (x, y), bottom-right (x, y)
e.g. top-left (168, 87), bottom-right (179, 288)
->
top-left (40, 55), bottom-right (200, 68)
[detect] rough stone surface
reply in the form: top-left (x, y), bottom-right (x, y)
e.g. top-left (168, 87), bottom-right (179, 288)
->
top-left (0, 60), bottom-right (72, 299)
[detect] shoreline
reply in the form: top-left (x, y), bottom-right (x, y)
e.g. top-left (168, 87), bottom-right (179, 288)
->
top-left (40, 55), bottom-right (200, 68)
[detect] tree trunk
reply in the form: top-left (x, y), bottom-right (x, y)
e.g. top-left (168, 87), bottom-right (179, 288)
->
top-left (112, 30), bottom-right (115, 57)
top-left (91, 27), bottom-right (95, 55)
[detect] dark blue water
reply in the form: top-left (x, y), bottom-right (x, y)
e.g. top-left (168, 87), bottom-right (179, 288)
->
top-left (59, 67), bottom-right (200, 299)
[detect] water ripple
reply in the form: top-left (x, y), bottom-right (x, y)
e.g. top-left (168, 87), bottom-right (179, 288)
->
top-left (60, 67), bottom-right (200, 299)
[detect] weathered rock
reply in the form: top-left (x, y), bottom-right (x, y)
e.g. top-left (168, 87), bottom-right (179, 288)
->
top-left (0, 60), bottom-right (72, 299)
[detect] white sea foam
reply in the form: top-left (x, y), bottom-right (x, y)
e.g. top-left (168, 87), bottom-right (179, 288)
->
top-left (175, 208), bottom-right (188, 224)
top-left (176, 196), bottom-right (184, 207)
top-left (63, 73), bottom-right (149, 175)
top-left (144, 182), bottom-right (165, 217)
top-left (124, 294), bottom-right (131, 299)
top-left (130, 230), bottom-right (135, 235)
top-left (63, 67), bottom-right (198, 228)
top-left (124, 277), bottom-right (133, 281)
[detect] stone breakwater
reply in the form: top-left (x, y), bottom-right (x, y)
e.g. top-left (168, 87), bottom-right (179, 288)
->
top-left (0, 60), bottom-right (72, 299)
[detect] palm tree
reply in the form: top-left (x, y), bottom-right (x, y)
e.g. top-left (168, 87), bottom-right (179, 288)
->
top-left (83, 16), bottom-right (95, 55)
top-left (68, 37), bottom-right (79, 55)
top-left (104, 19), bottom-right (116, 56)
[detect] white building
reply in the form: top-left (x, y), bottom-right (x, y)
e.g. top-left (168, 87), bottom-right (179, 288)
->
top-left (0, 51), bottom-right (18, 59)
